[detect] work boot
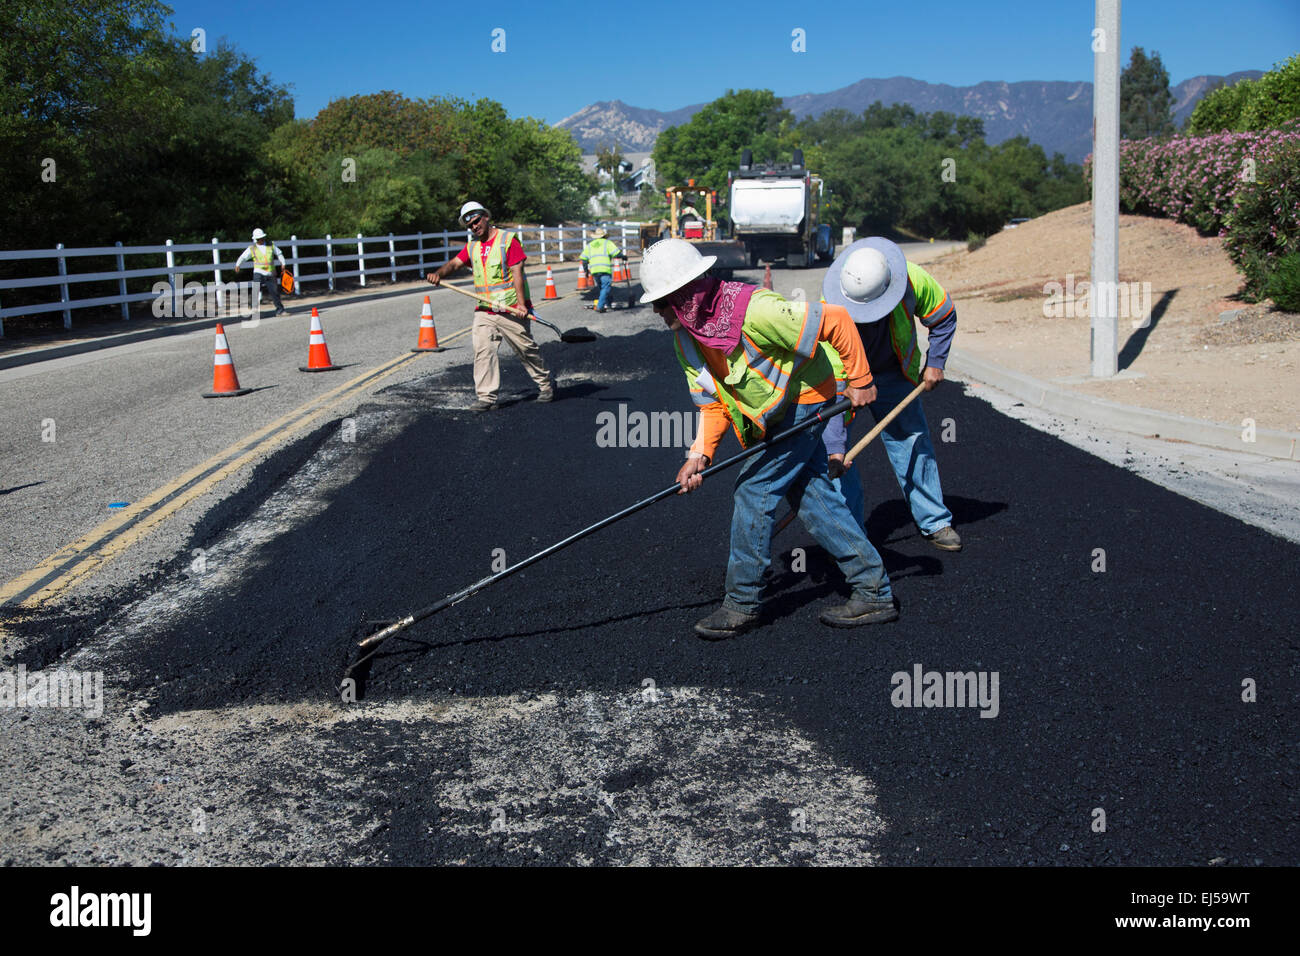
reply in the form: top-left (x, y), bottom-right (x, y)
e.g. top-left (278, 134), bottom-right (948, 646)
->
top-left (693, 605), bottom-right (759, 640)
top-left (818, 595), bottom-right (899, 628)
top-left (536, 387), bottom-right (554, 403)
top-left (923, 526), bottom-right (962, 551)
top-left (471, 399), bottom-right (496, 413)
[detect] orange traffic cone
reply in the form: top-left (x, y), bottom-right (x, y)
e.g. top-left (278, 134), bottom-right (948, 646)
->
top-left (202, 323), bottom-right (252, 398)
top-left (299, 308), bottom-right (341, 372)
top-left (612, 260), bottom-right (624, 282)
top-left (576, 261), bottom-right (590, 291)
top-left (762, 264), bottom-right (773, 290)
top-left (411, 295), bottom-right (444, 352)
top-left (543, 266), bottom-right (558, 299)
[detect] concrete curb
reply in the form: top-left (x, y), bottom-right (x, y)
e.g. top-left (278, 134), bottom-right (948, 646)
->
top-left (946, 347), bottom-right (1300, 462)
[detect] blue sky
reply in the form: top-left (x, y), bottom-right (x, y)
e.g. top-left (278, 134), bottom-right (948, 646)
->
top-left (163, 0), bottom-right (1298, 124)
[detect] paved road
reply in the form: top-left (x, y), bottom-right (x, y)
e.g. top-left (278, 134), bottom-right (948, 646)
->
top-left (2, 260), bottom-right (1294, 865)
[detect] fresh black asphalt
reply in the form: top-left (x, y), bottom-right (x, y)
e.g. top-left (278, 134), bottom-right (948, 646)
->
top-left (7, 325), bottom-right (1298, 865)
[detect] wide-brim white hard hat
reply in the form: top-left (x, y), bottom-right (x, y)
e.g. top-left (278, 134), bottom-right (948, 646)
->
top-left (639, 238), bottom-right (716, 304)
top-left (591, 228), bottom-right (608, 238)
top-left (823, 237), bottom-right (907, 323)
top-left (459, 201), bottom-right (489, 224)
top-left (251, 228), bottom-right (267, 241)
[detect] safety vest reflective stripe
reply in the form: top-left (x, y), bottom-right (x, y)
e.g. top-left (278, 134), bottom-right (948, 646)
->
top-left (250, 245), bottom-right (276, 272)
top-left (469, 229), bottom-right (531, 308)
top-left (891, 281), bottom-right (922, 383)
top-left (584, 239), bottom-right (617, 273)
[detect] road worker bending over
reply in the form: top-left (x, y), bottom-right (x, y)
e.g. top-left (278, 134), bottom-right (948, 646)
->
top-left (821, 238), bottom-right (961, 551)
top-left (641, 237), bottom-right (898, 639)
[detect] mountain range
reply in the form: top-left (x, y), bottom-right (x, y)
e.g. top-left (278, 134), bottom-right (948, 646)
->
top-left (556, 71), bottom-right (1263, 164)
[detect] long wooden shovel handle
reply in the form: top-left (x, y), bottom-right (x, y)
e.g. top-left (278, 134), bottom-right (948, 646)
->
top-left (843, 381), bottom-right (927, 467)
top-left (435, 279), bottom-right (527, 318)
top-left (772, 381), bottom-right (928, 539)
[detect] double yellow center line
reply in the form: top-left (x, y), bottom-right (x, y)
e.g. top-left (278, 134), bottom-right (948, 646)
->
top-left (1, 325), bottom-right (470, 613)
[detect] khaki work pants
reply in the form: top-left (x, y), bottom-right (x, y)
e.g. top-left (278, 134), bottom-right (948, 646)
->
top-left (471, 309), bottom-right (553, 402)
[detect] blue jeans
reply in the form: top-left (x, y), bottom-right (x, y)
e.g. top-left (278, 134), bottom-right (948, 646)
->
top-left (834, 368), bottom-right (953, 535)
top-left (594, 272), bottom-right (612, 309)
top-left (725, 401), bottom-right (893, 614)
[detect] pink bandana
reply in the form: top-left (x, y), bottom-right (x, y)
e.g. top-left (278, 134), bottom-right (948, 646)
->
top-left (670, 276), bottom-right (756, 353)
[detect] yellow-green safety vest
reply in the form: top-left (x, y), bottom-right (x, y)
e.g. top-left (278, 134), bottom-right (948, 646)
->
top-left (582, 238), bottom-right (620, 275)
top-left (250, 243), bottom-right (278, 274)
top-left (674, 290), bottom-right (832, 449)
top-left (469, 229), bottom-right (531, 309)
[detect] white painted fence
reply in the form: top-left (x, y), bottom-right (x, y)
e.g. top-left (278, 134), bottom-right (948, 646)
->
top-left (0, 221), bottom-right (644, 336)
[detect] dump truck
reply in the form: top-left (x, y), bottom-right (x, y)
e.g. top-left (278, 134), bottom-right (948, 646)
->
top-left (641, 182), bottom-right (748, 278)
top-left (728, 149), bottom-right (836, 268)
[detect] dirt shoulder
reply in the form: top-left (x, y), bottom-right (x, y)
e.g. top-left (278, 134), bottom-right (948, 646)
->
top-left (919, 203), bottom-right (1300, 433)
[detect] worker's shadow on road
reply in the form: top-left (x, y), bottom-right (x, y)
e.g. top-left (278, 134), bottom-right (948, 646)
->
top-left (865, 495), bottom-right (1008, 546)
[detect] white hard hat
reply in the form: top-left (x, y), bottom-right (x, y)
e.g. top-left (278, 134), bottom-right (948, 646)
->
top-left (823, 238), bottom-right (907, 323)
top-left (251, 228), bottom-right (267, 241)
top-left (840, 247), bottom-right (892, 303)
top-left (459, 201), bottom-right (489, 224)
top-left (639, 238), bottom-right (716, 304)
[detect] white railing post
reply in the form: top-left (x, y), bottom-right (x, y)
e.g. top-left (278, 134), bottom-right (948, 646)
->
top-left (289, 235), bottom-right (300, 295)
top-left (211, 237), bottom-right (224, 315)
top-left (388, 233), bottom-right (396, 282)
top-left (417, 232), bottom-right (425, 274)
top-left (326, 235), bottom-right (335, 291)
top-left (464, 229), bottom-right (472, 260)
top-left (117, 241), bottom-right (130, 320)
top-left (164, 238), bottom-right (178, 321)
top-left (539, 224), bottom-right (547, 265)
top-left (357, 233), bottom-right (366, 288)
top-left (57, 242), bottom-right (71, 329)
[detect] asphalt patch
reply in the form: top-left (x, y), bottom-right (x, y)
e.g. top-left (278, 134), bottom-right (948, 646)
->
top-left (14, 328), bottom-right (1299, 865)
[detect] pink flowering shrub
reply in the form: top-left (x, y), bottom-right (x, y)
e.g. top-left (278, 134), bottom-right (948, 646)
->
top-left (1087, 128), bottom-right (1300, 300)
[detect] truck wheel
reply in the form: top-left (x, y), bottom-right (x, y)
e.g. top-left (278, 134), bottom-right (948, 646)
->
top-left (749, 250), bottom-right (759, 269)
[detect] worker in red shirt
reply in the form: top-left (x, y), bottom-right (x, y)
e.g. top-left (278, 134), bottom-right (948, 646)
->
top-left (427, 202), bottom-right (555, 411)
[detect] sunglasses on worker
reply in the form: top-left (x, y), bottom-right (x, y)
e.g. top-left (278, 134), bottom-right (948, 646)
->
top-left (465, 214), bottom-right (486, 226)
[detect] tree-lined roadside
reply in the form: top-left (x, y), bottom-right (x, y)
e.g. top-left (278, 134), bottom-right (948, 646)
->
top-left (0, 1), bottom-right (595, 252)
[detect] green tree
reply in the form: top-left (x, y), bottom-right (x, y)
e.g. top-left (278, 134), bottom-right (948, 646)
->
top-left (1239, 54), bottom-right (1300, 130)
top-left (1121, 46), bottom-right (1175, 139)
top-left (652, 89), bottom-right (798, 192)
top-left (594, 143), bottom-right (626, 178)
top-left (1188, 55), bottom-right (1300, 134)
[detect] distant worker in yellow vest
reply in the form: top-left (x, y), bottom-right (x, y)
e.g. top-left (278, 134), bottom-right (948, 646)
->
top-left (426, 201), bottom-right (555, 412)
top-left (234, 228), bottom-right (287, 316)
top-left (641, 238), bottom-right (897, 639)
top-left (579, 228), bottom-right (627, 313)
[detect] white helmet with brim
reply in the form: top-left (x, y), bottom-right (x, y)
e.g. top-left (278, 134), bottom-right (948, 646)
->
top-left (639, 238), bottom-right (716, 304)
top-left (823, 237), bottom-right (908, 323)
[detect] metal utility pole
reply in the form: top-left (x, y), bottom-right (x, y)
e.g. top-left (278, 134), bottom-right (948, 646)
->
top-left (1091, 0), bottom-right (1120, 378)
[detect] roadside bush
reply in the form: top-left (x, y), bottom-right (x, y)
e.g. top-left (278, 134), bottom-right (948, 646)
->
top-left (966, 232), bottom-right (986, 252)
top-left (1222, 135), bottom-right (1300, 299)
top-left (1092, 128), bottom-right (1300, 300)
top-left (1263, 253), bottom-right (1300, 312)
